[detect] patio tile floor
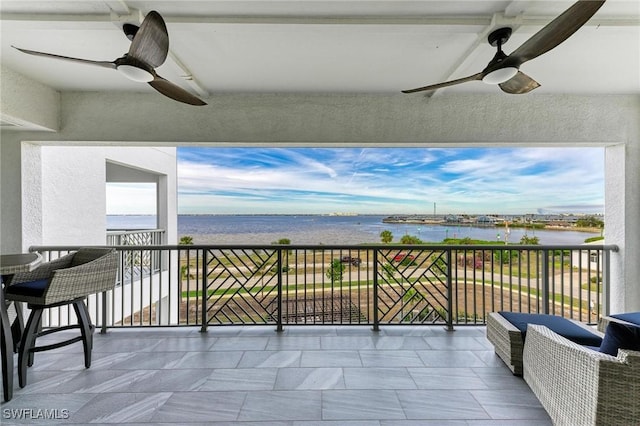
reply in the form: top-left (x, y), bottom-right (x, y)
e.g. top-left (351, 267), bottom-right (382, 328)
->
top-left (1, 326), bottom-right (552, 425)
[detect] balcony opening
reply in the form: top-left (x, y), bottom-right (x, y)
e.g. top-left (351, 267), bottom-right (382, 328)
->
top-left (106, 182), bottom-right (158, 231)
top-left (106, 160), bottom-right (167, 246)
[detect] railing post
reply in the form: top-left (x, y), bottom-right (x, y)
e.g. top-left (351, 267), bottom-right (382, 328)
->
top-left (372, 248), bottom-right (379, 332)
top-left (100, 290), bottom-right (108, 334)
top-left (276, 248), bottom-right (284, 332)
top-left (541, 249), bottom-right (550, 314)
top-left (446, 248), bottom-right (454, 331)
top-left (200, 249), bottom-right (208, 333)
top-left (602, 248), bottom-right (611, 317)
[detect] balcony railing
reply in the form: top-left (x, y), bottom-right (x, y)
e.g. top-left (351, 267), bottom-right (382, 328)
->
top-left (29, 244), bottom-right (617, 331)
top-left (106, 228), bottom-right (165, 246)
top-left (106, 229), bottom-right (164, 286)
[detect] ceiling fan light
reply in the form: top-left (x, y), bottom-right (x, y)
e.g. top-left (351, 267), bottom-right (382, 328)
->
top-left (117, 64), bottom-right (154, 82)
top-left (482, 67), bottom-right (518, 85)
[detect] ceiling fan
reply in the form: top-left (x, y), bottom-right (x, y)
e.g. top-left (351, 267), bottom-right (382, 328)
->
top-left (402, 0), bottom-right (605, 95)
top-left (13, 10), bottom-right (207, 106)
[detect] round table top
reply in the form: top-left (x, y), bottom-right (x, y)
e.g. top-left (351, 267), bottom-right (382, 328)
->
top-left (0, 252), bottom-right (42, 275)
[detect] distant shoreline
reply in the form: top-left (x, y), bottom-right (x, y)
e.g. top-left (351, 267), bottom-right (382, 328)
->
top-left (381, 221), bottom-right (601, 234)
top-left (543, 225), bottom-right (602, 234)
top-left (109, 212), bottom-right (603, 218)
top-left (108, 214), bottom-right (601, 245)
top-left (381, 215), bottom-right (603, 235)
top-left (107, 214), bottom-right (603, 234)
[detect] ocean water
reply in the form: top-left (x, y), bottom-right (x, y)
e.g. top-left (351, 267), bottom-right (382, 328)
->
top-left (107, 215), bottom-right (601, 245)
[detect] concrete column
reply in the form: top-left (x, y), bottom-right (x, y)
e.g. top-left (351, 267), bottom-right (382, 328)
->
top-left (606, 98), bottom-right (640, 313)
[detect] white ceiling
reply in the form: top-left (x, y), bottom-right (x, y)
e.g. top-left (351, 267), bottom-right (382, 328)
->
top-left (1, 1), bottom-right (639, 99)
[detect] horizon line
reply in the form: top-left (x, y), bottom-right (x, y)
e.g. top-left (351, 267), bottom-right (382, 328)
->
top-left (108, 212), bottom-right (605, 217)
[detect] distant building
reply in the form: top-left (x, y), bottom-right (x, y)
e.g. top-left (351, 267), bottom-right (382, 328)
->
top-left (476, 215), bottom-right (497, 225)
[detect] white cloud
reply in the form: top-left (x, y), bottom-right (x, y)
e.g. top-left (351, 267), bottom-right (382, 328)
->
top-left (175, 147), bottom-right (604, 214)
top-left (106, 183), bottom-right (157, 214)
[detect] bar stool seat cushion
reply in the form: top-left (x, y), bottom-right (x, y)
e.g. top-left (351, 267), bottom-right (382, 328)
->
top-left (5, 279), bottom-right (49, 298)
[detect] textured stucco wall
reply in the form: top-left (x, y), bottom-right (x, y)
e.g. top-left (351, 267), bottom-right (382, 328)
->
top-left (1, 90), bottom-right (638, 310)
top-left (605, 96), bottom-right (640, 313)
top-left (48, 92), bottom-right (634, 145)
top-left (0, 65), bottom-right (59, 131)
top-left (21, 143), bottom-right (43, 249)
top-left (1, 133), bottom-right (27, 253)
top-left (17, 145), bottom-right (177, 247)
top-left (625, 115), bottom-right (640, 312)
top-left (39, 147), bottom-right (108, 245)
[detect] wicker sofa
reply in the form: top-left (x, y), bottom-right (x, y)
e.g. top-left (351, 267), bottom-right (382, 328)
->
top-left (523, 324), bottom-right (640, 426)
top-left (486, 311), bottom-right (602, 375)
top-left (598, 311), bottom-right (640, 332)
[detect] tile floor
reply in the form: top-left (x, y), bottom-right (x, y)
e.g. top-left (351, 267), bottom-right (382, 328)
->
top-left (1, 325), bottom-right (552, 425)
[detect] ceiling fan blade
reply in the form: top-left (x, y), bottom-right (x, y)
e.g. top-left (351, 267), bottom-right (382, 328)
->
top-left (12, 46), bottom-right (116, 69)
top-left (508, 0), bottom-right (606, 66)
top-left (128, 10), bottom-right (169, 68)
top-left (498, 71), bottom-right (541, 94)
top-left (149, 74), bottom-right (207, 106)
top-left (402, 73), bottom-right (483, 94)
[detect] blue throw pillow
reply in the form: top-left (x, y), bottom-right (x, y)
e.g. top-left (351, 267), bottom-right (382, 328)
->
top-left (599, 321), bottom-right (640, 356)
top-left (610, 312), bottom-right (640, 327)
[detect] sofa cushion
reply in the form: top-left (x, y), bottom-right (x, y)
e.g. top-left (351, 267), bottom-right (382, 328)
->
top-left (499, 311), bottom-right (602, 346)
top-left (5, 279), bottom-right (49, 298)
top-left (599, 321), bottom-right (640, 356)
top-left (609, 312), bottom-right (640, 326)
top-left (583, 345), bottom-right (601, 352)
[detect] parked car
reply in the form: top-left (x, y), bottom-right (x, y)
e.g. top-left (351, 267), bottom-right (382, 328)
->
top-left (393, 253), bottom-right (415, 262)
top-left (340, 256), bottom-right (361, 267)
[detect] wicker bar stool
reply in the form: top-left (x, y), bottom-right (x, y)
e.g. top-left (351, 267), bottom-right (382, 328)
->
top-left (4, 248), bottom-right (118, 388)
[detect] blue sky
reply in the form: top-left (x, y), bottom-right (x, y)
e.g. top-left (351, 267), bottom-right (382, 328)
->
top-left (107, 147), bottom-right (604, 215)
top-left (170, 147), bottom-right (604, 215)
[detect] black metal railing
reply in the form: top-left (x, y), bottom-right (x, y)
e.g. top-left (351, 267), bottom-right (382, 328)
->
top-left (29, 244), bottom-right (617, 330)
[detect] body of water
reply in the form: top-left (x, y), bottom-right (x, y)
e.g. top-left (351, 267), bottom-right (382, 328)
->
top-left (107, 215), bottom-right (601, 245)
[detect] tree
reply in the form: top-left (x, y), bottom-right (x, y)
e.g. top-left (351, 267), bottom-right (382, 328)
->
top-left (178, 236), bottom-right (194, 299)
top-left (326, 258), bottom-right (345, 285)
top-left (576, 216), bottom-right (604, 229)
top-left (272, 238), bottom-right (291, 245)
top-left (382, 262), bottom-right (396, 282)
top-left (399, 234), bottom-right (422, 244)
top-left (380, 230), bottom-right (393, 244)
top-left (431, 253), bottom-right (448, 276)
top-left (271, 238), bottom-right (292, 265)
top-left (520, 235), bottom-right (540, 245)
top-left (403, 288), bottom-right (427, 322)
top-left (179, 235), bottom-right (193, 245)
top-left (495, 249), bottom-right (518, 264)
